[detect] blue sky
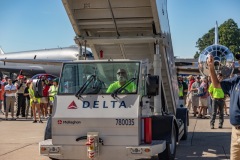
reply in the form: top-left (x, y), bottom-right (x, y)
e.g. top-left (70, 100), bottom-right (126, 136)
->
top-left (168, 0), bottom-right (240, 58)
top-left (0, 0), bottom-right (240, 58)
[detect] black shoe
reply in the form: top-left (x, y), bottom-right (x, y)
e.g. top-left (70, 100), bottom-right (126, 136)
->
top-left (218, 125), bottom-right (223, 129)
top-left (201, 116), bottom-right (207, 119)
top-left (39, 120), bottom-right (43, 123)
top-left (211, 125), bottom-right (214, 129)
top-left (33, 120), bottom-right (37, 123)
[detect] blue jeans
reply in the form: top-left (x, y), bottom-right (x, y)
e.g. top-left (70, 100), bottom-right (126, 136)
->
top-left (210, 99), bottom-right (224, 126)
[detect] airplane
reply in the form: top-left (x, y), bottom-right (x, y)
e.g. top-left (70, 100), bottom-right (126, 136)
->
top-left (0, 45), bottom-right (93, 77)
top-left (175, 59), bottom-right (239, 76)
top-left (175, 22), bottom-right (237, 77)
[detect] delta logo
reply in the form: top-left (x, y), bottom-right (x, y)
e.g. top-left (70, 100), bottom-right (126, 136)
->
top-left (58, 120), bottom-right (62, 124)
top-left (68, 101), bottom-right (78, 109)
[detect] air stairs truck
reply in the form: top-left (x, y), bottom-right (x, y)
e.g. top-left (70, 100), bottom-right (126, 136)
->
top-left (39, 0), bottom-right (189, 159)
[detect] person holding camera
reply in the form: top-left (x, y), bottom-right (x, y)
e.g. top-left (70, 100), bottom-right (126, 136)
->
top-left (208, 55), bottom-right (240, 159)
top-left (15, 75), bottom-right (26, 118)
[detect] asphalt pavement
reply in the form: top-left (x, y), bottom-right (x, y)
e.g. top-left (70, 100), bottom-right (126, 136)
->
top-left (0, 109), bottom-right (231, 160)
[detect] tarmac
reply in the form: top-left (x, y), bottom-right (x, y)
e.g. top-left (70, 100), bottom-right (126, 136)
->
top-left (0, 108), bottom-right (231, 160)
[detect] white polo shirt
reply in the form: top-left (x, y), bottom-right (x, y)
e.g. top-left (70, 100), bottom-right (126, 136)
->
top-left (5, 84), bottom-right (17, 97)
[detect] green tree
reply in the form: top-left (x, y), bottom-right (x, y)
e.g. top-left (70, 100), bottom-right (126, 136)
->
top-left (195, 19), bottom-right (240, 58)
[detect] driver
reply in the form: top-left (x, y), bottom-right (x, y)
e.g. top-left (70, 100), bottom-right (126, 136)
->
top-left (106, 69), bottom-right (136, 93)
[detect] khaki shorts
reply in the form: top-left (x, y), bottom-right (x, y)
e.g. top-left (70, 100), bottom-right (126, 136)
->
top-left (199, 98), bottom-right (208, 106)
top-left (192, 96), bottom-right (199, 107)
top-left (41, 97), bottom-right (48, 104)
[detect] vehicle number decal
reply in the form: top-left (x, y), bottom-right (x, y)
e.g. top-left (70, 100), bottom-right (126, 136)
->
top-left (116, 119), bottom-right (134, 125)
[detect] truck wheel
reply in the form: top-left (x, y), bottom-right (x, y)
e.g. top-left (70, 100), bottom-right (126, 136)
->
top-left (158, 126), bottom-right (176, 160)
top-left (181, 116), bottom-right (188, 140)
top-left (44, 116), bottom-right (52, 140)
top-left (50, 157), bottom-right (59, 160)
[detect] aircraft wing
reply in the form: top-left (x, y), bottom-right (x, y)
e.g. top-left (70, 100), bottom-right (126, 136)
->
top-left (175, 61), bottom-right (240, 75)
top-left (0, 59), bottom-right (74, 65)
top-left (0, 65), bottom-right (46, 76)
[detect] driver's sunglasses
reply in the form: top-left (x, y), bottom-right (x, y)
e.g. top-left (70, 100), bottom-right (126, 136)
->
top-left (117, 72), bottom-right (126, 75)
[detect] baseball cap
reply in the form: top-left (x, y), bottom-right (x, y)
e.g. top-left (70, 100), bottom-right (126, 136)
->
top-left (53, 78), bottom-right (59, 83)
top-left (18, 75), bottom-right (24, 79)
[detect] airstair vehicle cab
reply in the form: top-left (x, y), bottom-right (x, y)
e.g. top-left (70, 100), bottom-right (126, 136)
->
top-left (39, 0), bottom-right (189, 159)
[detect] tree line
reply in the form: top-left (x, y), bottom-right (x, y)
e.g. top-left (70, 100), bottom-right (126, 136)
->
top-left (194, 19), bottom-right (240, 59)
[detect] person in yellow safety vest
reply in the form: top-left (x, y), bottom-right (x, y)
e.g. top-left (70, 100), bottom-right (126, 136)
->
top-left (178, 75), bottom-right (188, 100)
top-left (208, 73), bottom-right (225, 129)
top-left (48, 78), bottom-right (59, 115)
top-left (106, 69), bottom-right (136, 93)
top-left (28, 81), bottom-right (42, 123)
top-left (178, 83), bottom-right (183, 97)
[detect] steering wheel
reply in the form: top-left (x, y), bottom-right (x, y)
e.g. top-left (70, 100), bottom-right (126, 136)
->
top-left (121, 88), bottom-right (129, 93)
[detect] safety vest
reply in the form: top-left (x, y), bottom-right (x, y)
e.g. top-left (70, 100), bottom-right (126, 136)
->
top-left (49, 85), bottom-right (58, 101)
top-left (208, 83), bottom-right (224, 98)
top-left (28, 88), bottom-right (40, 104)
top-left (106, 81), bottom-right (136, 93)
top-left (178, 83), bottom-right (183, 97)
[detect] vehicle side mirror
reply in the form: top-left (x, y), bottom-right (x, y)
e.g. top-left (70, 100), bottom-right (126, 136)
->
top-left (32, 79), bottom-right (43, 98)
top-left (146, 75), bottom-right (159, 96)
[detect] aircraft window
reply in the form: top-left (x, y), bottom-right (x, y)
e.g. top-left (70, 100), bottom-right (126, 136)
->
top-left (225, 50), bottom-right (231, 55)
top-left (216, 51), bottom-right (223, 57)
top-left (215, 57), bottom-right (220, 61)
top-left (212, 45), bottom-right (216, 51)
top-left (220, 47), bottom-right (226, 53)
top-left (208, 47), bottom-right (212, 53)
top-left (205, 49), bottom-right (210, 55)
top-left (211, 51), bottom-right (216, 57)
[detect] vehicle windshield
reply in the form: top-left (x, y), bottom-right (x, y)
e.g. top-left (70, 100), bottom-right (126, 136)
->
top-left (59, 61), bottom-right (140, 95)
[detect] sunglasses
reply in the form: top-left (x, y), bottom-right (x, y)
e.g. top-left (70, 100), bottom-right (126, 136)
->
top-left (117, 72), bottom-right (126, 75)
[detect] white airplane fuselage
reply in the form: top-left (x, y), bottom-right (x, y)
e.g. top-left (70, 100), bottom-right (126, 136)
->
top-left (0, 46), bottom-right (85, 77)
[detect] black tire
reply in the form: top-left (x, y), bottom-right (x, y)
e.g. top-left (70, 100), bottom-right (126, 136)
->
top-left (181, 117), bottom-right (188, 140)
top-left (50, 157), bottom-right (59, 160)
top-left (44, 116), bottom-right (52, 140)
top-left (158, 126), bottom-right (176, 160)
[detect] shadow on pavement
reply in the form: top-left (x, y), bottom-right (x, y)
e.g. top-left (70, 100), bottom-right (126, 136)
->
top-left (176, 131), bottom-right (231, 160)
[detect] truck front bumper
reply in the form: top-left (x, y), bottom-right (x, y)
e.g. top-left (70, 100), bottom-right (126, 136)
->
top-left (39, 139), bottom-right (166, 160)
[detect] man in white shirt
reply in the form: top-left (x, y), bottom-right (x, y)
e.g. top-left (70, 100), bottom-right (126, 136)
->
top-left (4, 79), bottom-right (17, 120)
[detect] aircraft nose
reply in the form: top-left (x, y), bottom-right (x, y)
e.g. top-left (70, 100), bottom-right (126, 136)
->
top-left (198, 44), bottom-right (234, 78)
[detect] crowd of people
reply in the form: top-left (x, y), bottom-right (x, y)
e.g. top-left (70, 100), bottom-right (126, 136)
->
top-left (0, 75), bottom-right (59, 123)
top-left (178, 74), bottom-right (229, 129)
